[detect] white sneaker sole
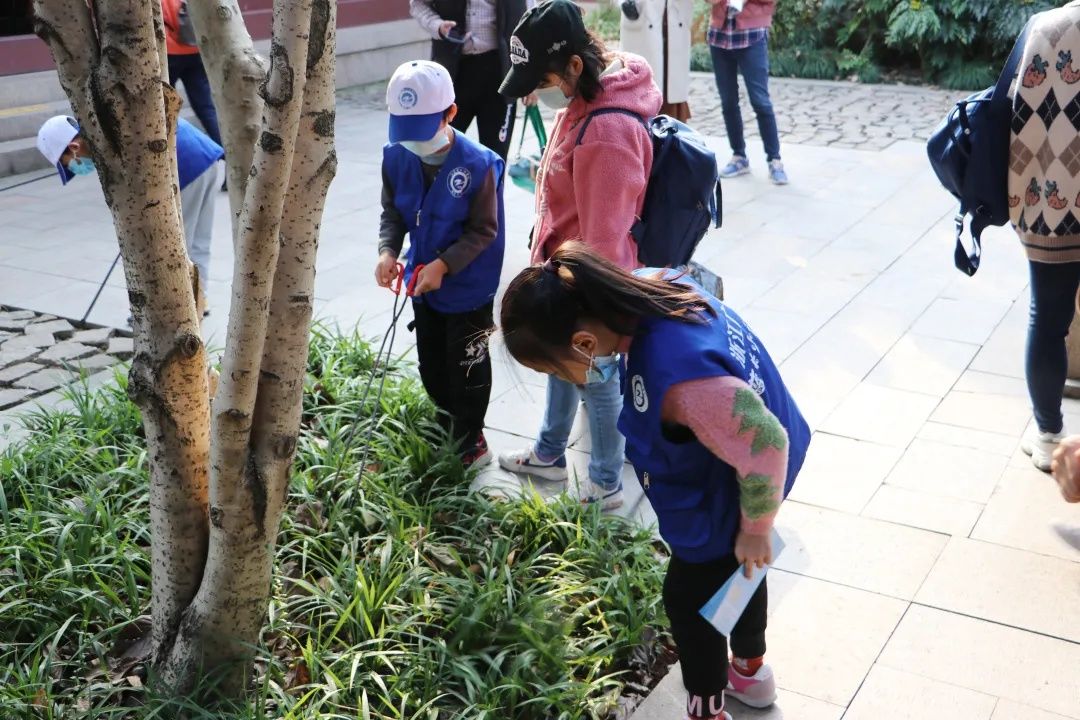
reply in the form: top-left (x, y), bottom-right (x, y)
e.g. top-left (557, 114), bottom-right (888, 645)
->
top-left (726, 686), bottom-right (778, 709)
top-left (497, 457), bottom-right (569, 483)
top-left (1021, 438), bottom-right (1056, 472)
top-left (720, 167), bottom-right (750, 179)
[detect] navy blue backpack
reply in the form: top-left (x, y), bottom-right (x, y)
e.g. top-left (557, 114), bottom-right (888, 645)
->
top-left (927, 17), bottom-right (1035, 276)
top-left (576, 110), bottom-right (722, 268)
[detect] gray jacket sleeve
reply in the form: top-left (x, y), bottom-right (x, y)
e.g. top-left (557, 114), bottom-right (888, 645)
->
top-left (379, 165), bottom-right (407, 258)
top-left (439, 168), bottom-right (499, 275)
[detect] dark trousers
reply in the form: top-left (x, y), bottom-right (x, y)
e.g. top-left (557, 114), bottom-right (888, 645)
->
top-left (1027, 260), bottom-right (1080, 433)
top-left (710, 42), bottom-right (782, 162)
top-left (451, 51), bottom-right (517, 162)
top-left (168, 53), bottom-right (223, 146)
top-left (664, 553), bottom-right (768, 715)
top-left (412, 300), bottom-right (494, 448)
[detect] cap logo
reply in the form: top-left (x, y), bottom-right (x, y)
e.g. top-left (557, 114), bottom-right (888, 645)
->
top-left (398, 87), bottom-right (418, 109)
top-left (510, 35), bottom-right (529, 65)
top-left (447, 166), bottom-right (472, 198)
top-left (547, 40), bottom-right (568, 55)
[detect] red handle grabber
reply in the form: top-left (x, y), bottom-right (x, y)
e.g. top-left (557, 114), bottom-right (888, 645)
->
top-left (390, 262), bottom-right (426, 297)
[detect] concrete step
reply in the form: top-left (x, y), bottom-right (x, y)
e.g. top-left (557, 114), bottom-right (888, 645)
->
top-left (0, 136), bottom-right (50, 178)
top-left (0, 99), bottom-right (72, 143)
top-left (0, 70), bottom-right (66, 108)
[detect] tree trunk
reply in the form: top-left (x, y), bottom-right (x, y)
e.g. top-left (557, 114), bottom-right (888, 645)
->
top-left (32, 0), bottom-right (212, 664)
top-left (187, 0), bottom-right (267, 232)
top-left (35, 0), bottom-right (337, 700)
top-left (158, 0), bottom-right (329, 694)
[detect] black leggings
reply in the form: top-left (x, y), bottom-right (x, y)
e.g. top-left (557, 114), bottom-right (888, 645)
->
top-left (663, 553), bottom-right (768, 715)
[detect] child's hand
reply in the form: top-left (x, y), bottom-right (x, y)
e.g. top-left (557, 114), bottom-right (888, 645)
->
top-left (413, 259), bottom-right (448, 295)
top-left (1051, 436), bottom-right (1080, 503)
top-left (375, 252), bottom-right (399, 288)
top-left (735, 530), bottom-right (773, 579)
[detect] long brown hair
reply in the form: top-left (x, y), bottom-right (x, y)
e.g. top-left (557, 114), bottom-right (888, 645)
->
top-left (500, 243), bottom-right (714, 369)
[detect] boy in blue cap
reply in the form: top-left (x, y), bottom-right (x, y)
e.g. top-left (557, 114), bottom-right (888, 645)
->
top-left (377, 60), bottom-right (506, 467)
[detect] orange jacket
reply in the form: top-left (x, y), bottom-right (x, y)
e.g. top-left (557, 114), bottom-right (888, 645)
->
top-left (163, 0), bottom-right (199, 55)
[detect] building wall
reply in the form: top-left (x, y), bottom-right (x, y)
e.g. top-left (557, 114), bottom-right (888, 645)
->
top-left (0, 0), bottom-right (411, 77)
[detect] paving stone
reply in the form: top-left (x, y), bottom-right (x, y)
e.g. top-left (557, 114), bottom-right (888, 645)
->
top-left (107, 336), bottom-right (134, 358)
top-left (38, 342), bottom-right (97, 364)
top-left (0, 317), bottom-right (32, 332)
top-left (71, 328), bottom-right (113, 347)
top-left (14, 367), bottom-right (80, 393)
top-left (0, 345), bottom-right (38, 366)
top-left (25, 318), bottom-right (74, 337)
top-left (0, 309), bottom-right (36, 321)
top-left (0, 362), bottom-right (44, 385)
top-left (0, 387), bottom-right (34, 409)
top-left (0, 331), bottom-right (12, 343)
top-left (1, 332), bottom-right (54, 351)
top-left (72, 353), bottom-right (120, 373)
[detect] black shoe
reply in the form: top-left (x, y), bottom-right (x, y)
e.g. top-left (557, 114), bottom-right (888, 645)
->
top-left (220, 178), bottom-right (228, 192)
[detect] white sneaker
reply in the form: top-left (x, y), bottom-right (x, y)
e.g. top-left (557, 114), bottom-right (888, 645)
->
top-left (578, 478), bottom-right (624, 510)
top-left (497, 447), bottom-right (569, 483)
top-left (1021, 424), bottom-right (1066, 473)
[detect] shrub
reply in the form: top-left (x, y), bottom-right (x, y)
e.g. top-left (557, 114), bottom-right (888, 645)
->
top-left (0, 327), bottom-right (669, 719)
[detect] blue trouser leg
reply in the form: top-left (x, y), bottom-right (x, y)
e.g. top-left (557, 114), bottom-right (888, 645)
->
top-left (710, 44), bottom-right (745, 158)
top-left (1027, 260), bottom-right (1080, 433)
top-left (737, 40), bottom-right (782, 162)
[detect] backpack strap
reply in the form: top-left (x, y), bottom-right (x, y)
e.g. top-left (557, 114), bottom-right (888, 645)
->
top-left (955, 15), bottom-right (1037, 276)
top-left (575, 107), bottom-right (650, 146)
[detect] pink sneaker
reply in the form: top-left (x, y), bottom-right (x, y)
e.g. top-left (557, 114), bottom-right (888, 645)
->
top-left (726, 663), bottom-right (777, 708)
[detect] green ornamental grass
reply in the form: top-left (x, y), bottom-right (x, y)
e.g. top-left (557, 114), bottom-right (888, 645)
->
top-left (0, 325), bottom-right (670, 719)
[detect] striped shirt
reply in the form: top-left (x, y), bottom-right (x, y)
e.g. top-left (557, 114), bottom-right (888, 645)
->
top-left (708, 15), bottom-right (769, 51)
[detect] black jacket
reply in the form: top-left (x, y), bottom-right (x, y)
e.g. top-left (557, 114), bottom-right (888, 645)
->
top-left (429, 0), bottom-right (528, 81)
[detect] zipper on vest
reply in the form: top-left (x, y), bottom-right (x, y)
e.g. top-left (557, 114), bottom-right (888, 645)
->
top-left (643, 472), bottom-right (650, 490)
top-left (416, 209), bottom-right (421, 227)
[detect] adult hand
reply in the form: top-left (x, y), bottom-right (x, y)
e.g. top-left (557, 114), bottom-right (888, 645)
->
top-left (1051, 436), bottom-right (1080, 503)
top-left (523, 92), bottom-right (539, 108)
top-left (374, 251), bottom-right (399, 289)
top-left (438, 20), bottom-right (457, 38)
top-left (413, 259), bottom-right (448, 295)
top-left (734, 530), bottom-right (773, 579)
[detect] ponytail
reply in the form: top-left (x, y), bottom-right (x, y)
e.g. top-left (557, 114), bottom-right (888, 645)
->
top-left (500, 243), bottom-right (714, 369)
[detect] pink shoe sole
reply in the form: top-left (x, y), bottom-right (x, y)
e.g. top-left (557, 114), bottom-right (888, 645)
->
top-left (726, 664), bottom-right (777, 709)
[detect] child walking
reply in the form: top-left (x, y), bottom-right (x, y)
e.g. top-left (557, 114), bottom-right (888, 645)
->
top-left (378, 60), bottom-right (506, 467)
top-left (498, 244), bottom-right (810, 719)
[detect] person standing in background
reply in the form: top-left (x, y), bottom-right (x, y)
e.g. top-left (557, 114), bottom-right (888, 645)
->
top-left (410, 0), bottom-right (530, 162)
top-left (162, 0), bottom-right (225, 191)
top-left (708, 0), bottom-right (788, 185)
top-left (618, 0), bottom-right (693, 122)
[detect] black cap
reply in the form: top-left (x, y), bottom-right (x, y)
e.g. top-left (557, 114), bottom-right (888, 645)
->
top-left (499, 0), bottom-right (589, 99)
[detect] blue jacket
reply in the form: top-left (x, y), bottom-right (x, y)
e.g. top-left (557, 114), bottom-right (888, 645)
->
top-left (176, 118), bottom-right (223, 190)
top-left (382, 131), bottom-right (505, 313)
top-left (618, 272), bottom-right (811, 563)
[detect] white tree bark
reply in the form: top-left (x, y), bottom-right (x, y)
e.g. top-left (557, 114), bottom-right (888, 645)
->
top-left (186, 0), bottom-right (267, 230)
top-left (35, 0), bottom-right (339, 700)
top-left (32, 0), bottom-right (212, 664)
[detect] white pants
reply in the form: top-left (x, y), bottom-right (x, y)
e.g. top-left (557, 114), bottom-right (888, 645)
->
top-left (179, 164), bottom-right (217, 289)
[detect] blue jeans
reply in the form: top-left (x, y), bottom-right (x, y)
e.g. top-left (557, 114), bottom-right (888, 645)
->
top-left (168, 53), bottom-right (223, 146)
top-left (1027, 260), bottom-right (1080, 434)
top-left (710, 42), bottom-right (781, 162)
top-left (535, 373), bottom-right (626, 490)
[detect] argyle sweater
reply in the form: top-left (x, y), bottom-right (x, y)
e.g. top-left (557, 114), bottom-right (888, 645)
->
top-left (1009, 2), bottom-right (1080, 263)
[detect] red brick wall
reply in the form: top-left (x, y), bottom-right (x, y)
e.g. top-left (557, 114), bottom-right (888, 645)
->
top-left (0, 0), bottom-right (410, 78)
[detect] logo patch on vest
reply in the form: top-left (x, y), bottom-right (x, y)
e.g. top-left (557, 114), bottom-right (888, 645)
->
top-left (631, 375), bottom-right (648, 413)
top-left (510, 36), bottom-right (529, 65)
top-left (447, 166), bottom-right (472, 197)
top-left (398, 87), bottom-right (418, 110)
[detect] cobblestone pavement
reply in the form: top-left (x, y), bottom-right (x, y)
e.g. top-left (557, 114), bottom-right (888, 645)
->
top-left (343, 74), bottom-right (966, 151)
top-left (0, 307), bottom-right (132, 413)
top-left (686, 73), bottom-right (964, 151)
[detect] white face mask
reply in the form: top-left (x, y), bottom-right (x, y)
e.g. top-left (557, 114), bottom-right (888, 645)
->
top-left (536, 84), bottom-right (572, 109)
top-left (399, 128), bottom-right (451, 159)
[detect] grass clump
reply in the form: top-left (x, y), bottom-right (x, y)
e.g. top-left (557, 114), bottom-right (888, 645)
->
top-left (0, 325), bottom-right (669, 718)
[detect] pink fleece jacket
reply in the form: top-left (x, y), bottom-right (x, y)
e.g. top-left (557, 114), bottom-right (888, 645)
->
top-left (530, 53), bottom-right (662, 270)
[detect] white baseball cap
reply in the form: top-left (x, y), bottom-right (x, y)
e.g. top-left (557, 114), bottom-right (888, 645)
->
top-left (37, 115), bottom-right (81, 185)
top-left (386, 60), bottom-right (455, 143)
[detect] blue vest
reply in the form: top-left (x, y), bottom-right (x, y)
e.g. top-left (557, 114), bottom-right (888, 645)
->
top-left (383, 130), bottom-right (505, 313)
top-left (176, 118), bottom-right (224, 190)
top-left (618, 272), bottom-right (811, 563)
